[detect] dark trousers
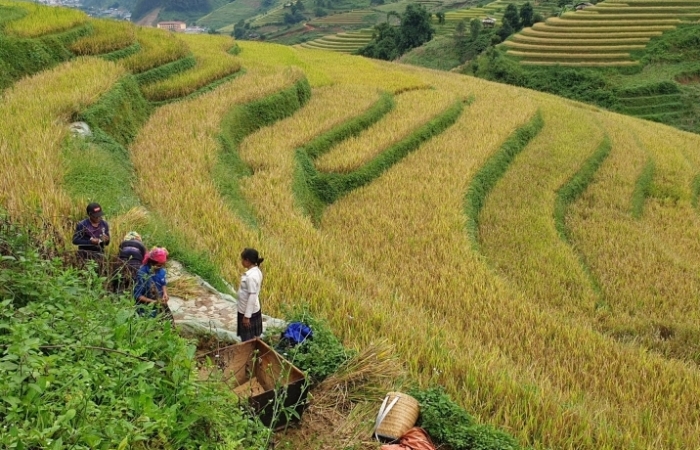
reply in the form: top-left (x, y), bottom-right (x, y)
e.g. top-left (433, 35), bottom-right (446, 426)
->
top-left (237, 310), bottom-right (263, 341)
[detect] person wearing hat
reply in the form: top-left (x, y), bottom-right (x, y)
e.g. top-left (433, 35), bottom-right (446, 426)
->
top-left (72, 202), bottom-right (110, 260)
top-left (133, 247), bottom-right (170, 318)
top-left (237, 248), bottom-right (264, 341)
top-left (115, 231), bottom-right (147, 292)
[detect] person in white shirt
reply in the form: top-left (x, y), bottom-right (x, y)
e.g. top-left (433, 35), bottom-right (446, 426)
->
top-left (237, 248), bottom-right (264, 341)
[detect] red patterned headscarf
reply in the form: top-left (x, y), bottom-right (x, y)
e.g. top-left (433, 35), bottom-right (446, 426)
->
top-left (143, 247), bottom-right (168, 265)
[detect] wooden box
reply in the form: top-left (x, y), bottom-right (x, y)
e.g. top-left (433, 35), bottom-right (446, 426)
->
top-left (199, 338), bottom-right (308, 428)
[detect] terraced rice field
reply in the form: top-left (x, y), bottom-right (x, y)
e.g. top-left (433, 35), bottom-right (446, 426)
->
top-left (298, 28), bottom-right (373, 53)
top-left (309, 9), bottom-right (374, 26)
top-left (6, 3), bottom-right (700, 449)
top-left (301, 0), bottom-right (555, 53)
top-left (0, 0), bottom-right (86, 37)
top-left (506, 0), bottom-right (700, 66)
top-left (441, 0), bottom-right (553, 31)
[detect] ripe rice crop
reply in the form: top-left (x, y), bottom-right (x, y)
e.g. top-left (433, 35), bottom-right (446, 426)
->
top-left (118, 27), bottom-right (189, 74)
top-left (140, 34), bottom-right (241, 102)
top-left (504, 41), bottom-right (645, 52)
top-left (0, 57), bottom-right (124, 231)
top-left (309, 71), bottom-right (700, 449)
top-left (560, 12), bottom-right (700, 19)
top-left (521, 60), bottom-right (640, 66)
top-left (507, 51), bottom-right (631, 60)
top-left (532, 22), bottom-right (676, 32)
top-left (607, 0), bottom-right (700, 4)
top-left (587, 5), bottom-right (700, 13)
top-left (567, 114), bottom-right (700, 361)
top-left (543, 17), bottom-right (681, 26)
top-left (321, 36), bottom-right (372, 43)
top-left (310, 10), bottom-right (372, 25)
top-left (521, 27), bottom-right (664, 38)
top-left (69, 18), bottom-right (136, 55)
top-left (300, 43), bottom-right (355, 54)
top-left (513, 35), bottom-right (652, 45)
top-left (282, 44), bottom-right (427, 93)
top-left (130, 68), bottom-right (309, 280)
top-left (8, 6), bottom-right (700, 448)
top-left (304, 41), bottom-right (363, 49)
top-left (0, 0), bottom-right (86, 37)
top-left (315, 89), bottom-right (459, 173)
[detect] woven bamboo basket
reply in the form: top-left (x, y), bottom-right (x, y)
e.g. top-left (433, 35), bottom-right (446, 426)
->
top-left (374, 391), bottom-right (420, 441)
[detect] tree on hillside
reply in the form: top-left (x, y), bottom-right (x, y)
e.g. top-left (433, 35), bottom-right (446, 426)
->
top-left (519, 2), bottom-right (535, 28)
top-left (469, 17), bottom-right (482, 40)
top-left (436, 11), bottom-right (445, 25)
top-left (398, 4), bottom-right (434, 53)
top-left (502, 3), bottom-right (521, 31)
top-left (357, 23), bottom-right (402, 60)
top-left (233, 19), bottom-right (250, 39)
top-left (359, 4), bottom-right (434, 60)
top-left (496, 21), bottom-right (514, 42)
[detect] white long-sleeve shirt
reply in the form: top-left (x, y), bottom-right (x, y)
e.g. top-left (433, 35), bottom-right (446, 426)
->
top-left (237, 266), bottom-right (262, 318)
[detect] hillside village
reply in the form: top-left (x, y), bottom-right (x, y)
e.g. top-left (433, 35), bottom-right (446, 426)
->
top-left (2, 0), bottom-right (700, 449)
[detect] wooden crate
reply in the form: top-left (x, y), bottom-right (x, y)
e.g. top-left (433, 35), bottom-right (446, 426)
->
top-left (199, 338), bottom-right (308, 428)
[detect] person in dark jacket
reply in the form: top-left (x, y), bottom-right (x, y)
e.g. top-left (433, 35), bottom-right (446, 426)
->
top-left (72, 202), bottom-right (110, 262)
top-left (114, 231), bottom-right (147, 292)
top-left (119, 231), bottom-right (147, 271)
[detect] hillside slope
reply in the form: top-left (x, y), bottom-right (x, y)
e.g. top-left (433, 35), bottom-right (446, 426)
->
top-left (3, 3), bottom-right (700, 449)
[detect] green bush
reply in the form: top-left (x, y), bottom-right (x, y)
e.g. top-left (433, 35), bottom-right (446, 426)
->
top-left (0, 216), bottom-right (265, 449)
top-left (101, 42), bottom-right (141, 61)
top-left (278, 306), bottom-right (352, 383)
top-left (79, 76), bottom-right (152, 148)
top-left (641, 24), bottom-right (700, 64)
top-left (134, 54), bottom-right (197, 85)
top-left (616, 81), bottom-right (680, 98)
top-left (410, 386), bottom-right (520, 450)
top-left (0, 24), bottom-right (92, 91)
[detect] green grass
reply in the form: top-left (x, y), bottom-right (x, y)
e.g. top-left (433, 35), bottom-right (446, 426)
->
top-left (400, 35), bottom-right (462, 71)
top-left (197, 0), bottom-right (263, 30)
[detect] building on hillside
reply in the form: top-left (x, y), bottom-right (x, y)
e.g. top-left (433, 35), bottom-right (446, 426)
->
top-left (157, 21), bottom-right (187, 32)
top-left (482, 17), bottom-right (496, 28)
top-left (575, 2), bottom-right (594, 10)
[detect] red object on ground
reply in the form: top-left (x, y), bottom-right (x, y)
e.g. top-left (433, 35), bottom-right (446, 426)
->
top-left (380, 427), bottom-right (435, 450)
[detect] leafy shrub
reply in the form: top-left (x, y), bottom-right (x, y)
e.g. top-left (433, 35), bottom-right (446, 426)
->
top-left (410, 386), bottom-right (520, 450)
top-left (278, 306), bottom-right (353, 383)
top-left (0, 215), bottom-right (265, 449)
top-left (616, 81), bottom-right (680, 97)
top-left (0, 24), bottom-right (91, 91)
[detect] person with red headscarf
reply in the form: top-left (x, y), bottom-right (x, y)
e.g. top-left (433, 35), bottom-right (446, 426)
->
top-left (133, 247), bottom-right (169, 318)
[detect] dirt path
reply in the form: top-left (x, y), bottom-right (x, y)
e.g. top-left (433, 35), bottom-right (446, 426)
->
top-left (136, 7), bottom-right (161, 27)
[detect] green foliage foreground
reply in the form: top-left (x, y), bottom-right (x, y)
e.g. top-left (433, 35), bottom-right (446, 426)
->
top-left (0, 216), bottom-right (264, 449)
